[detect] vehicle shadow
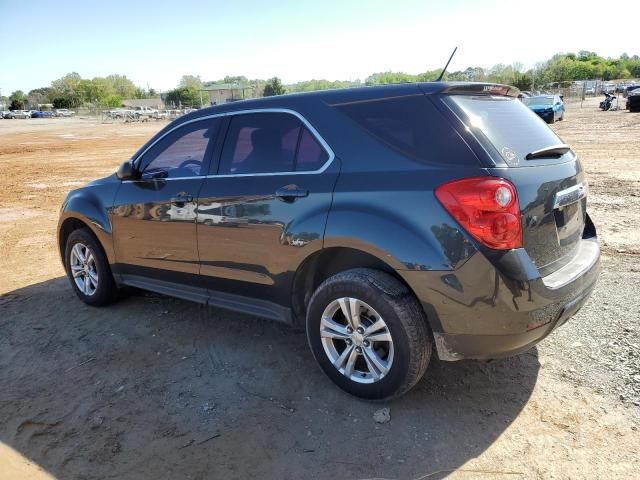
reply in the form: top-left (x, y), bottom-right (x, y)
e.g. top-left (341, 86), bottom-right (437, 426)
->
top-left (0, 278), bottom-right (540, 480)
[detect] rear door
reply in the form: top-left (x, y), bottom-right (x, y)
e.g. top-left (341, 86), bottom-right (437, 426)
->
top-left (111, 117), bottom-right (222, 287)
top-left (196, 110), bottom-right (339, 308)
top-left (442, 93), bottom-right (588, 275)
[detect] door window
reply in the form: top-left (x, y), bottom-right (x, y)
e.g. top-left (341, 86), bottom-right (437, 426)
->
top-left (138, 118), bottom-right (220, 179)
top-left (218, 112), bottom-right (329, 174)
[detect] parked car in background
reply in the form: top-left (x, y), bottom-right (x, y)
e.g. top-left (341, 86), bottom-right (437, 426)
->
top-left (132, 106), bottom-right (159, 119)
top-left (55, 109), bottom-right (75, 117)
top-left (31, 111), bottom-right (55, 118)
top-left (623, 84), bottom-right (640, 98)
top-left (58, 82), bottom-right (599, 399)
top-left (627, 88), bottom-right (640, 112)
top-left (5, 110), bottom-right (31, 119)
top-left (525, 95), bottom-right (565, 123)
top-left (585, 87), bottom-right (595, 95)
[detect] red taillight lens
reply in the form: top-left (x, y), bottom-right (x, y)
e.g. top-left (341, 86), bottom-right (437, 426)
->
top-left (435, 177), bottom-right (522, 250)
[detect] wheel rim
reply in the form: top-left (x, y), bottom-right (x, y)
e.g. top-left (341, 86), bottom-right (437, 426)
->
top-left (69, 242), bottom-right (98, 296)
top-left (320, 297), bottom-right (394, 384)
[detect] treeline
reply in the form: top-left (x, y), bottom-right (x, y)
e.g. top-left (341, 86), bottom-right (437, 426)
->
top-left (4, 72), bottom-right (156, 110)
top-left (4, 51), bottom-right (639, 110)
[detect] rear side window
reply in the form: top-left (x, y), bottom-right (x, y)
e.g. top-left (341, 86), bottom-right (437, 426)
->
top-left (444, 95), bottom-right (566, 166)
top-left (218, 112), bottom-right (329, 174)
top-left (334, 94), bottom-right (476, 166)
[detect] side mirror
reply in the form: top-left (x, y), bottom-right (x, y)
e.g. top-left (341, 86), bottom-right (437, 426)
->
top-left (116, 161), bottom-right (138, 180)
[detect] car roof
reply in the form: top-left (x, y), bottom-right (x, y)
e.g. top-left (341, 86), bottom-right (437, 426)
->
top-left (182, 81), bottom-right (517, 123)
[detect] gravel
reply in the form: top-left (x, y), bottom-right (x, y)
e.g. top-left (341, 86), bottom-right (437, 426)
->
top-left (540, 253), bottom-right (640, 408)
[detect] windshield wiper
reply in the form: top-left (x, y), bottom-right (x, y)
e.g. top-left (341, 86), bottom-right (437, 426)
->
top-left (525, 144), bottom-right (571, 160)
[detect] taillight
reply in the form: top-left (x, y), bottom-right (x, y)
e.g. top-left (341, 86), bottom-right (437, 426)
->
top-left (435, 176), bottom-right (522, 250)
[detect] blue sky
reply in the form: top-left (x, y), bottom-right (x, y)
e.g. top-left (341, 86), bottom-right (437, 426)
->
top-left (0, 0), bottom-right (634, 95)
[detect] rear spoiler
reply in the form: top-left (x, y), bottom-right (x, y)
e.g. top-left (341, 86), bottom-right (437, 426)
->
top-left (440, 83), bottom-right (520, 98)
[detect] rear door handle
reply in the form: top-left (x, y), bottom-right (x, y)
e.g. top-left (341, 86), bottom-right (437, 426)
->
top-left (275, 185), bottom-right (309, 202)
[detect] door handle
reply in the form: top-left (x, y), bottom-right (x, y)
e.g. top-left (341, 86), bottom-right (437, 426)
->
top-left (275, 185), bottom-right (308, 202)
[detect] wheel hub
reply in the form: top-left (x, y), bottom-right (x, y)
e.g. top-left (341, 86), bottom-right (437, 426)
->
top-left (351, 331), bottom-right (365, 347)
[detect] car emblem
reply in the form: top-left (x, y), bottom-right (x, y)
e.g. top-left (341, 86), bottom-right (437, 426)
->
top-left (501, 147), bottom-right (519, 165)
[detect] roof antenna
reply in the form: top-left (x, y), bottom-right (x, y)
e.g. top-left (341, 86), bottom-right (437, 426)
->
top-left (436, 47), bottom-right (458, 82)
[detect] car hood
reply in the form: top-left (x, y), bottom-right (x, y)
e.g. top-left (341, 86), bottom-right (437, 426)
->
top-left (85, 173), bottom-right (119, 187)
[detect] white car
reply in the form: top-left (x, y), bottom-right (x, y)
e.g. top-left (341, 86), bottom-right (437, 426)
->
top-left (55, 109), bottom-right (75, 117)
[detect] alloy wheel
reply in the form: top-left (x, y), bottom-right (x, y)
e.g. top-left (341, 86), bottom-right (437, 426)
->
top-left (320, 297), bottom-right (394, 384)
top-left (69, 242), bottom-right (98, 296)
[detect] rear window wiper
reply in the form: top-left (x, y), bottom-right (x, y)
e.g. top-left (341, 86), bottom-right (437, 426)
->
top-left (525, 144), bottom-right (571, 160)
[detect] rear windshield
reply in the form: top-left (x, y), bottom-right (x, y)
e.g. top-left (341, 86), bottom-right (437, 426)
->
top-left (444, 95), bottom-right (566, 166)
top-left (334, 94), bottom-right (478, 166)
top-left (526, 96), bottom-right (554, 106)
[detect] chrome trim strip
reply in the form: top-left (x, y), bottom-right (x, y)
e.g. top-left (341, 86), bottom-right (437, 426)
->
top-left (553, 183), bottom-right (587, 209)
top-left (129, 108), bottom-right (335, 180)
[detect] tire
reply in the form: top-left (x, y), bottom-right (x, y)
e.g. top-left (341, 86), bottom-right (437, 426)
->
top-left (306, 268), bottom-right (431, 400)
top-left (64, 228), bottom-right (117, 306)
top-left (548, 115), bottom-right (555, 124)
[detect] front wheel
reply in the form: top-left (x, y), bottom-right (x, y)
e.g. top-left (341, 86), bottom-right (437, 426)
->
top-left (65, 228), bottom-right (117, 306)
top-left (306, 269), bottom-right (431, 400)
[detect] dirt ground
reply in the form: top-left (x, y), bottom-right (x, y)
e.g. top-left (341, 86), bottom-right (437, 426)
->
top-left (0, 99), bottom-right (639, 480)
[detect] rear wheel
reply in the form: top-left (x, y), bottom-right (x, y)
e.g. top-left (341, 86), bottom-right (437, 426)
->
top-left (306, 268), bottom-right (431, 400)
top-left (64, 228), bottom-right (117, 306)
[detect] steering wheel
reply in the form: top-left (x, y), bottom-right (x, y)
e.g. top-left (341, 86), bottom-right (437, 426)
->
top-left (178, 159), bottom-right (202, 170)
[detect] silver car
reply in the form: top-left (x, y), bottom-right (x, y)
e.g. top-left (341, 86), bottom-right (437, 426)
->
top-left (5, 110), bottom-right (31, 119)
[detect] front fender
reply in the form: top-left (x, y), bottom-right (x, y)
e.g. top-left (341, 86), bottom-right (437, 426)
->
top-left (58, 181), bottom-right (120, 264)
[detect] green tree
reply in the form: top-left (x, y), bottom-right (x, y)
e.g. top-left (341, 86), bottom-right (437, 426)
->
top-left (165, 86), bottom-right (201, 107)
top-left (52, 97), bottom-right (73, 108)
top-left (263, 77), bottom-right (285, 96)
top-left (179, 75), bottom-right (203, 90)
top-left (50, 72), bottom-right (83, 106)
top-left (105, 74), bottom-right (137, 98)
top-left (27, 87), bottom-right (52, 108)
top-left (103, 95), bottom-right (123, 107)
top-left (9, 90), bottom-right (27, 110)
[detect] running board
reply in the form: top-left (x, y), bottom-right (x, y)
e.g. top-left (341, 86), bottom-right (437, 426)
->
top-left (119, 274), bottom-right (293, 324)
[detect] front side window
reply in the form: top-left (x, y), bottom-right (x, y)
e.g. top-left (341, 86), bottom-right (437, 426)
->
top-left (139, 118), bottom-right (220, 179)
top-left (218, 112), bottom-right (329, 174)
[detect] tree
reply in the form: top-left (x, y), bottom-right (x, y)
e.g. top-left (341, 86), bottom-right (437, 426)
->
top-left (103, 95), bottom-right (123, 107)
top-left (105, 74), bottom-right (137, 98)
top-left (263, 77), bottom-right (285, 96)
top-left (27, 87), bottom-right (51, 108)
top-left (179, 75), bottom-right (202, 90)
top-left (50, 72), bottom-right (83, 106)
top-left (165, 86), bottom-right (201, 107)
top-left (52, 97), bottom-right (73, 108)
top-left (9, 90), bottom-right (27, 110)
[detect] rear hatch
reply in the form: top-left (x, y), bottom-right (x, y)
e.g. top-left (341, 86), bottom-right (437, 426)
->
top-left (441, 89), bottom-right (587, 276)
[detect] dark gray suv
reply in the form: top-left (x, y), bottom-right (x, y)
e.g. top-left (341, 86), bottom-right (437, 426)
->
top-left (58, 82), bottom-right (600, 399)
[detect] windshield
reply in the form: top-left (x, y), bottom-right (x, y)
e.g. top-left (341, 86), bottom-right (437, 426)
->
top-left (444, 95), bottom-right (567, 166)
top-left (527, 96), bottom-right (554, 106)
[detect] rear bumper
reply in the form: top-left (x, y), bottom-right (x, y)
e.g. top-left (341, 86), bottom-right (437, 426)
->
top-left (400, 235), bottom-right (600, 361)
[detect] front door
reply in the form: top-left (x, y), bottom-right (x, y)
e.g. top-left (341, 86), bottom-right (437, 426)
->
top-left (196, 111), bottom-right (338, 308)
top-left (111, 117), bottom-right (222, 288)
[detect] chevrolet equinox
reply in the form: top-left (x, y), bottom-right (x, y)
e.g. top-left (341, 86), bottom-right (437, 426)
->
top-left (58, 82), bottom-right (600, 399)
